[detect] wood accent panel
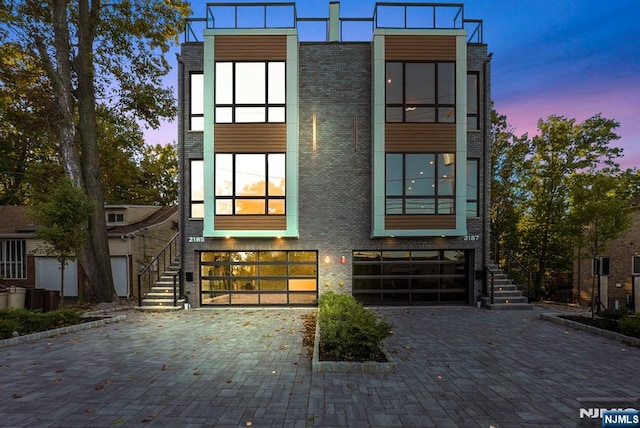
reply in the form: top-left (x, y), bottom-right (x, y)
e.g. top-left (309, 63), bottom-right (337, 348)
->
top-left (385, 215), bottom-right (455, 230)
top-left (214, 216), bottom-right (287, 231)
top-left (385, 123), bottom-right (456, 152)
top-left (215, 35), bottom-right (287, 60)
top-left (385, 35), bottom-right (456, 61)
top-left (215, 124), bottom-right (286, 152)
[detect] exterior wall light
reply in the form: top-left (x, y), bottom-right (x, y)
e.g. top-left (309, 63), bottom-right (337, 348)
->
top-left (324, 255), bottom-right (331, 264)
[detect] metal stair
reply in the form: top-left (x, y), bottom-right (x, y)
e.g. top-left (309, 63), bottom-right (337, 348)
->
top-left (136, 260), bottom-right (184, 311)
top-left (482, 263), bottom-right (533, 310)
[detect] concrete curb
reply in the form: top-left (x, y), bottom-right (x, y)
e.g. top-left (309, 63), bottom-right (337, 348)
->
top-left (0, 314), bottom-right (127, 348)
top-left (540, 312), bottom-right (640, 346)
top-left (311, 322), bottom-right (398, 374)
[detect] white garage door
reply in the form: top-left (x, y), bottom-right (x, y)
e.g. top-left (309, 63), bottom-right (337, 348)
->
top-left (36, 258), bottom-right (78, 296)
top-left (36, 257), bottom-right (129, 297)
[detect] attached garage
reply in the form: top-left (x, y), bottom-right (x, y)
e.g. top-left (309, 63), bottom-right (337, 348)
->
top-left (35, 256), bottom-right (129, 297)
top-left (352, 250), bottom-right (472, 305)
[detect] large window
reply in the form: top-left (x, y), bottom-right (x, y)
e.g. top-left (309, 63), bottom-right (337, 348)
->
top-left (467, 159), bottom-right (479, 217)
top-left (0, 239), bottom-right (26, 279)
top-left (467, 72), bottom-right (479, 130)
top-left (200, 251), bottom-right (317, 305)
top-left (386, 153), bottom-right (455, 215)
top-left (386, 61), bottom-right (455, 123)
top-left (190, 73), bottom-right (204, 131)
top-left (191, 159), bottom-right (204, 219)
top-left (215, 153), bottom-right (285, 215)
top-left (352, 250), bottom-right (469, 305)
top-left (216, 61), bottom-right (285, 123)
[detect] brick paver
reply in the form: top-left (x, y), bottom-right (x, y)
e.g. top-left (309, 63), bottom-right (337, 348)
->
top-left (0, 306), bottom-right (638, 427)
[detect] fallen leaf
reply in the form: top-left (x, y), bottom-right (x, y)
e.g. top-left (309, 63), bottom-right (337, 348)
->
top-left (12, 393), bottom-right (23, 399)
top-left (95, 384), bottom-right (104, 391)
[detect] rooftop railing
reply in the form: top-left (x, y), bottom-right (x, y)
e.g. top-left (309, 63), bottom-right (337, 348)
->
top-left (184, 2), bottom-right (483, 44)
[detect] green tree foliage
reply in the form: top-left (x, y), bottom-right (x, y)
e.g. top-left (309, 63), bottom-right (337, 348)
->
top-left (569, 172), bottom-right (633, 316)
top-left (0, 0), bottom-right (189, 302)
top-left (491, 112), bottom-right (631, 299)
top-left (29, 178), bottom-right (94, 307)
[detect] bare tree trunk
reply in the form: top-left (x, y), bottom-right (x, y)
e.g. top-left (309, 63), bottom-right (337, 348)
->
top-left (76, 0), bottom-right (117, 302)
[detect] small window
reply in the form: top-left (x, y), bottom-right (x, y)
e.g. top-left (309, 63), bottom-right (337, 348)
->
top-left (190, 73), bottom-right (204, 131)
top-left (191, 159), bottom-right (204, 219)
top-left (633, 256), bottom-right (640, 275)
top-left (107, 213), bottom-right (124, 223)
top-left (592, 257), bottom-right (610, 276)
top-left (467, 72), bottom-right (479, 130)
top-left (466, 159), bottom-right (479, 217)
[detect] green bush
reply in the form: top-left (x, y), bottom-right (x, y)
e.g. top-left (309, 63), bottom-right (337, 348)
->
top-left (619, 316), bottom-right (640, 339)
top-left (598, 307), bottom-right (628, 321)
top-left (317, 291), bottom-right (393, 361)
top-left (0, 308), bottom-right (82, 339)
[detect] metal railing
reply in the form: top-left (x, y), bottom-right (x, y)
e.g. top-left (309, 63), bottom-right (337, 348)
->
top-left (137, 233), bottom-right (180, 306)
top-left (184, 2), bottom-right (484, 43)
top-left (484, 265), bottom-right (496, 304)
top-left (489, 234), bottom-right (533, 299)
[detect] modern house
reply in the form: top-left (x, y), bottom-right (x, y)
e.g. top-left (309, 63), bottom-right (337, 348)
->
top-left (0, 205), bottom-right (178, 299)
top-left (178, 1), bottom-right (492, 307)
top-left (574, 209), bottom-right (640, 313)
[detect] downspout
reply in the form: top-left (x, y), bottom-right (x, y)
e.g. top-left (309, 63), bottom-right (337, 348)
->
top-left (176, 53), bottom-right (185, 296)
top-left (482, 52), bottom-right (493, 297)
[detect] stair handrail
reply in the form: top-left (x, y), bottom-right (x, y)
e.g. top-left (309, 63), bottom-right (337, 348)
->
top-left (489, 234), bottom-right (533, 299)
top-left (137, 232), bottom-right (181, 306)
top-left (484, 266), bottom-right (497, 304)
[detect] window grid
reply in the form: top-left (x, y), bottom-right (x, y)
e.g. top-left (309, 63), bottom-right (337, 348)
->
top-left (200, 251), bottom-right (317, 305)
top-left (190, 72), bottom-right (204, 131)
top-left (385, 61), bottom-right (456, 123)
top-left (190, 159), bottom-right (204, 219)
top-left (0, 240), bottom-right (26, 279)
top-left (467, 159), bottom-right (479, 217)
top-left (215, 61), bottom-right (286, 124)
top-left (467, 72), bottom-right (479, 130)
top-left (385, 153), bottom-right (455, 215)
top-left (215, 153), bottom-right (286, 215)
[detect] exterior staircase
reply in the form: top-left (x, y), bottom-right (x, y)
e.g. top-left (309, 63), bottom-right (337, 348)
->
top-left (136, 259), bottom-right (185, 311)
top-left (482, 263), bottom-right (533, 310)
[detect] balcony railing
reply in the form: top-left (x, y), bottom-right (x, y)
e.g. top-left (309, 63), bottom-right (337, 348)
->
top-left (184, 2), bottom-right (484, 44)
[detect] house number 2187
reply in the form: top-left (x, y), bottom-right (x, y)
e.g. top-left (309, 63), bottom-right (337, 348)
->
top-left (464, 235), bottom-right (480, 241)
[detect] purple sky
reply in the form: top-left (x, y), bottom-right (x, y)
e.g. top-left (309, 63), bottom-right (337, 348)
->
top-left (145, 0), bottom-right (640, 168)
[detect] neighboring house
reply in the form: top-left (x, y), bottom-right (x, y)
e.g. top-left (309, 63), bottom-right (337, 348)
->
top-left (0, 205), bottom-right (178, 298)
top-left (178, 2), bottom-right (491, 307)
top-left (574, 210), bottom-right (640, 313)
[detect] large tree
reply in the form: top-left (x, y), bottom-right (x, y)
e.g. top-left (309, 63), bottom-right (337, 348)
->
top-left (1, 0), bottom-right (189, 302)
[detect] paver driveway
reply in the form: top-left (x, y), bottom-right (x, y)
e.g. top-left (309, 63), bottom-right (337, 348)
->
top-left (1, 306), bottom-right (638, 427)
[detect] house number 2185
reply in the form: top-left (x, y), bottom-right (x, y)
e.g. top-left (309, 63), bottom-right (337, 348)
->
top-left (188, 236), bottom-right (205, 243)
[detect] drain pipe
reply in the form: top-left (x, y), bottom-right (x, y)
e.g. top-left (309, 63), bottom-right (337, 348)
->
top-left (481, 52), bottom-right (493, 301)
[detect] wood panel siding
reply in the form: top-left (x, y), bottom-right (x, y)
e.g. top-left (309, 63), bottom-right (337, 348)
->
top-left (385, 123), bottom-right (456, 152)
top-left (214, 124), bottom-right (287, 152)
top-left (214, 35), bottom-right (287, 60)
top-left (385, 215), bottom-right (456, 230)
top-left (214, 216), bottom-right (287, 231)
top-left (385, 35), bottom-right (456, 61)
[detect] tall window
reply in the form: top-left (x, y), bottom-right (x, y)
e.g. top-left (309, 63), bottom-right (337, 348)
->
top-left (467, 72), bottom-right (479, 130)
top-left (466, 159), bottom-right (479, 217)
top-left (386, 153), bottom-right (455, 215)
top-left (215, 153), bottom-right (285, 215)
top-left (216, 62), bottom-right (285, 123)
top-left (0, 239), bottom-right (26, 279)
top-left (191, 159), bottom-right (204, 218)
top-left (190, 73), bottom-right (204, 131)
top-left (386, 62), bottom-right (455, 123)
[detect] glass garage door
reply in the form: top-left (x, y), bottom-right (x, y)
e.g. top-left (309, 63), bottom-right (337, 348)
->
top-left (200, 251), bottom-right (317, 305)
top-left (352, 250), bottom-right (470, 305)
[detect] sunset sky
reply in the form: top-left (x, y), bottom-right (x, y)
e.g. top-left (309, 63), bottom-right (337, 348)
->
top-left (146, 0), bottom-right (639, 167)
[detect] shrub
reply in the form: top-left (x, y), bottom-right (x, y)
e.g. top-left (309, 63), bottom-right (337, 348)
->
top-left (598, 307), bottom-right (628, 321)
top-left (0, 308), bottom-right (82, 339)
top-left (619, 316), bottom-right (640, 339)
top-left (317, 291), bottom-right (393, 361)
top-left (0, 319), bottom-right (21, 339)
